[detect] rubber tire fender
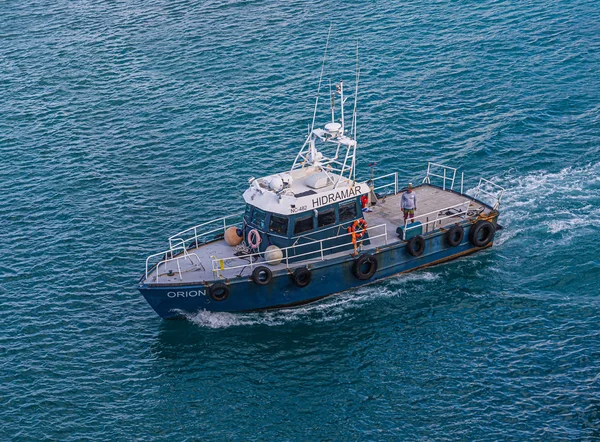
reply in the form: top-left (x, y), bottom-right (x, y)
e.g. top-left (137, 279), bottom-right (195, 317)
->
top-left (252, 266), bottom-right (272, 286)
top-left (445, 225), bottom-right (465, 247)
top-left (291, 267), bottom-right (312, 288)
top-left (406, 235), bottom-right (426, 257)
top-left (353, 254), bottom-right (378, 280)
top-left (209, 282), bottom-right (230, 302)
top-left (469, 220), bottom-right (495, 247)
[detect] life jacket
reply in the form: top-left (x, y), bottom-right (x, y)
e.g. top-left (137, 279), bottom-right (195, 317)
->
top-left (360, 194), bottom-right (368, 208)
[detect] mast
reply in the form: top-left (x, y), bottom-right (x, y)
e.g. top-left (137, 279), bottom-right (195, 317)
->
top-left (351, 40), bottom-right (360, 182)
top-left (310, 24), bottom-right (332, 135)
top-left (291, 33), bottom-right (361, 188)
top-left (339, 80), bottom-right (345, 135)
top-left (330, 80), bottom-right (335, 124)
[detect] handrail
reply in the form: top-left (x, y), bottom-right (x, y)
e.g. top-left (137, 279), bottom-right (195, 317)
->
top-left (401, 201), bottom-right (471, 240)
top-left (422, 162), bottom-right (457, 191)
top-left (150, 253), bottom-right (203, 283)
top-left (169, 225), bottom-right (229, 249)
top-left (474, 178), bottom-right (505, 210)
top-left (371, 172), bottom-right (398, 194)
top-left (145, 245), bottom-right (188, 279)
top-left (292, 218), bottom-right (365, 244)
top-left (168, 213), bottom-right (243, 249)
top-left (211, 223), bottom-right (389, 275)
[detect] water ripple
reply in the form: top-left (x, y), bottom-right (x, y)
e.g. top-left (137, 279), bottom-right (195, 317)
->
top-left (1, 0), bottom-right (600, 440)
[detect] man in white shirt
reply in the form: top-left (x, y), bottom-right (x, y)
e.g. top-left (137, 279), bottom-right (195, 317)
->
top-left (400, 183), bottom-right (417, 224)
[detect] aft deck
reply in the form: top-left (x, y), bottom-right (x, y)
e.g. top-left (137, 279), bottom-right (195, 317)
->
top-left (365, 184), bottom-right (489, 245)
top-left (141, 183), bottom-right (494, 286)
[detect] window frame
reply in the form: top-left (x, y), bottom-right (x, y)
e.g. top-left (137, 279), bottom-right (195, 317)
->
top-left (244, 204), bottom-right (253, 221)
top-left (317, 208), bottom-right (336, 228)
top-left (269, 213), bottom-right (289, 236)
top-left (251, 207), bottom-right (267, 230)
top-left (338, 199), bottom-right (358, 223)
top-left (293, 214), bottom-right (315, 235)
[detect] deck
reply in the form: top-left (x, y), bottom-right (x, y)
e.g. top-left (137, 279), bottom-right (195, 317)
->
top-left (141, 185), bottom-right (491, 286)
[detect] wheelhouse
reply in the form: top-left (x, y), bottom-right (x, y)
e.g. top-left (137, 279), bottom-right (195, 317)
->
top-left (243, 194), bottom-right (368, 260)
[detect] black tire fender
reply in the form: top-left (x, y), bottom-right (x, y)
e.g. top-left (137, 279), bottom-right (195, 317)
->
top-left (209, 282), bottom-right (230, 302)
top-left (252, 266), bottom-right (272, 286)
top-left (291, 267), bottom-right (312, 288)
top-left (445, 225), bottom-right (465, 247)
top-left (469, 220), bottom-right (495, 247)
top-left (353, 254), bottom-right (378, 280)
top-left (406, 235), bottom-right (425, 257)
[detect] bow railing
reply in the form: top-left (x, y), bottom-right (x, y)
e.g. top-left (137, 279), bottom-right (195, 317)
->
top-left (168, 213), bottom-right (243, 251)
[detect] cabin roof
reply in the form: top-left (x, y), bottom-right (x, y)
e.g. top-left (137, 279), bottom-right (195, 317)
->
top-left (243, 166), bottom-right (369, 215)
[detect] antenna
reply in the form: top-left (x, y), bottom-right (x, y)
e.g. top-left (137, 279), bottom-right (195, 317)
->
top-left (292, 32), bottom-right (362, 186)
top-left (351, 40), bottom-right (360, 182)
top-left (310, 23), bottom-right (332, 134)
top-left (329, 80), bottom-right (334, 123)
top-left (340, 80), bottom-right (345, 134)
top-left (352, 40), bottom-right (360, 140)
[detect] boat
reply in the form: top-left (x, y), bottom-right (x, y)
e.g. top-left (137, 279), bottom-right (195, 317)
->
top-left (137, 45), bottom-right (505, 319)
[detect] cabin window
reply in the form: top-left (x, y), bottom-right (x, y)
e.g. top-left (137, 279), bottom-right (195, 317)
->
top-left (251, 208), bottom-right (266, 230)
top-left (293, 215), bottom-right (314, 235)
top-left (244, 204), bottom-right (252, 220)
top-left (269, 214), bottom-right (289, 235)
top-left (339, 200), bottom-right (357, 222)
top-left (317, 209), bottom-right (336, 228)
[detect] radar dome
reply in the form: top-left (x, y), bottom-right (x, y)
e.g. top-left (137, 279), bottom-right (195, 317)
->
top-left (325, 122), bottom-right (342, 137)
top-left (269, 175), bottom-right (284, 192)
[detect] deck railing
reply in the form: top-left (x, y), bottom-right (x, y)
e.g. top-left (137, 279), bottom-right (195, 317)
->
top-left (372, 163), bottom-right (463, 195)
top-left (149, 253), bottom-right (204, 283)
top-left (370, 172), bottom-right (398, 194)
top-left (145, 245), bottom-right (205, 282)
top-left (144, 213), bottom-right (241, 281)
top-left (473, 178), bottom-right (505, 210)
top-left (401, 201), bottom-right (472, 240)
top-left (168, 213), bottom-right (243, 251)
top-left (210, 223), bottom-right (389, 277)
top-left (422, 162), bottom-right (459, 191)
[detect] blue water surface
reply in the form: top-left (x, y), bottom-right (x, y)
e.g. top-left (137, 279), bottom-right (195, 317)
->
top-left (1, 0), bottom-right (599, 440)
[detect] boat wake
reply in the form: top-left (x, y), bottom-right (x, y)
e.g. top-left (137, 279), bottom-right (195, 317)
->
top-left (491, 162), bottom-right (600, 246)
top-left (183, 271), bottom-right (441, 328)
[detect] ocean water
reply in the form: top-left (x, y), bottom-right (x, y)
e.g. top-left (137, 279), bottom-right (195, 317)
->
top-left (1, 0), bottom-right (599, 439)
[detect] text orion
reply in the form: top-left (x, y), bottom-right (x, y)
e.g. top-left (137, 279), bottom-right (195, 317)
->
top-left (167, 290), bottom-right (206, 298)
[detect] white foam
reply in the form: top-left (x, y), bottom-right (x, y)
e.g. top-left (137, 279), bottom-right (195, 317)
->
top-left (182, 283), bottom-right (411, 329)
top-left (491, 162), bottom-right (600, 245)
top-left (545, 216), bottom-right (600, 234)
top-left (182, 272), bottom-right (448, 329)
top-left (393, 271), bottom-right (441, 283)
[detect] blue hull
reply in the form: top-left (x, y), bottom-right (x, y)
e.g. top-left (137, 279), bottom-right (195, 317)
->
top-left (138, 218), bottom-right (497, 319)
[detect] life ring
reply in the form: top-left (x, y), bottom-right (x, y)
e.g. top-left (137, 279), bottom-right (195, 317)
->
top-left (252, 266), bottom-right (272, 286)
top-left (353, 254), bottom-right (378, 280)
top-left (291, 267), bottom-right (312, 288)
top-left (469, 220), bottom-right (495, 247)
top-left (209, 282), bottom-right (230, 302)
top-left (247, 229), bottom-right (262, 249)
top-left (406, 235), bottom-right (425, 257)
top-left (347, 218), bottom-right (368, 239)
top-left (445, 225), bottom-right (464, 247)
